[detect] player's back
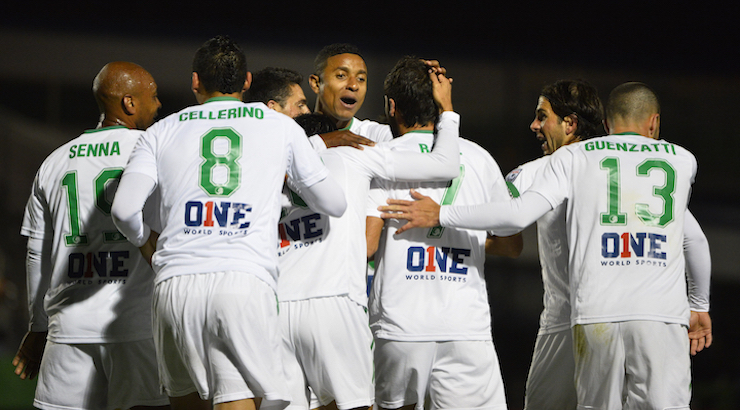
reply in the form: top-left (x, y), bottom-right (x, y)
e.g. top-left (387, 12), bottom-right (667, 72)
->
top-left (130, 98), bottom-right (326, 289)
top-left (21, 126), bottom-right (155, 343)
top-left (369, 133), bottom-right (508, 341)
top-left (530, 133), bottom-right (697, 326)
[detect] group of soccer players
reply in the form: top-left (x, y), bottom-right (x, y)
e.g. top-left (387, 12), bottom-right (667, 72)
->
top-left (11, 34), bottom-right (712, 410)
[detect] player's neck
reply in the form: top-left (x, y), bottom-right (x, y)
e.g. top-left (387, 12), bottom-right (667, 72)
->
top-left (399, 122), bottom-right (434, 136)
top-left (99, 115), bottom-right (132, 129)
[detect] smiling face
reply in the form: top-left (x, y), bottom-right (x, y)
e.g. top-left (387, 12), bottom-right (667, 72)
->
top-left (310, 53), bottom-right (367, 128)
top-left (530, 96), bottom-right (576, 155)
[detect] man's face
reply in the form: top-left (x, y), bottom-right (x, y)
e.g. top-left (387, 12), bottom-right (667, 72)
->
top-left (275, 84), bottom-right (310, 118)
top-left (311, 53), bottom-right (367, 126)
top-left (134, 76), bottom-right (161, 130)
top-left (530, 96), bottom-right (574, 155)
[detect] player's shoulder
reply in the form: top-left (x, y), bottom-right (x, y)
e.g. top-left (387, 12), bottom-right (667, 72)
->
top-left (349, 117), bottom-right (392, 142)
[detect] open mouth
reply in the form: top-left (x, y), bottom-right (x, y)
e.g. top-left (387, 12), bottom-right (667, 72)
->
top-left (340, 97), bottom-right (357, 106)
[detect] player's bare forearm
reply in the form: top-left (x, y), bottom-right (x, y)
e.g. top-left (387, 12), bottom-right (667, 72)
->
top-left (320, 130), bottom-right (375, 150)
top-left (12, 331), bottom-right (47, 380)
top-left (379, 189), bottom-right (441, 235)
top-left (688, 310), bottom-right (712, 356)
top-left (139, 230), bottom-right (159, 266)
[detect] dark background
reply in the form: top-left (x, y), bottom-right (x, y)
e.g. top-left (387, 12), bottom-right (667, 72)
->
top-left (0, 2), bottom-right (738, 409)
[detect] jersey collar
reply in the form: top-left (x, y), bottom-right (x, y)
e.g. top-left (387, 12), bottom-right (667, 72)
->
top-left (84, 125), bottom-right (127, 134)
top-left (204, 96), bottom-right (241, 104)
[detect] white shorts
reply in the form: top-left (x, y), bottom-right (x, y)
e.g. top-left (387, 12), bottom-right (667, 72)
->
top-left (374, 339), bottom-right (507, 410)
top-left (153, 271), bottom-right (289, 406)
top-left (573, 321), bottom-right (691, 410)
top-left (524, 329), bottom-right (577, 410)
top-left (267, 296), bottom-right (374, 410)
top-left (34, 339), bottom-right (169, 410)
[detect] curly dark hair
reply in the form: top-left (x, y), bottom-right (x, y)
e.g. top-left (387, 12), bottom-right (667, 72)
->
top-left (384, 56), bottom-right (438, 128)
top-left (541, 80), bottom-right (604, 139)
top-left (247, 67), bottom-right (303, 105)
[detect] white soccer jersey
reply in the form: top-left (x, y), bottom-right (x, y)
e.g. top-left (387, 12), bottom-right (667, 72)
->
top-left (277, 113), bottom-right (461, 305)
top-left (368, 133), bottom-right (508, 341)
top-left (528, 134), bottom-right (697, 326)
top-left (123, 98), bottom-right (329, 290)
top-left (506, 156), bottom-right (571, 334)
top-left (21, 126), bottom-right (156, 344)
top-left (344, 117), bottom-right (393, 143)
top-left (308, 117), bottom-right (393, 151)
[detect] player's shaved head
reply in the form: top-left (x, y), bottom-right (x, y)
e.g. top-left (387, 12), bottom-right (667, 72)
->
top-left (606, 82), bottom-right (660, 126)
top-left (93, 61), bottom-right (160, 130)
top-left (94, 62), bottom-right (151, 113)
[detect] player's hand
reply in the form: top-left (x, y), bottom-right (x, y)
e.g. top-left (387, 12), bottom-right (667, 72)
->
top-left (427, 64), bottom-right (453, 112)
top-left (688, 311), bottom-right (712, 356)
top-left (139, 230), bottom-right (159, 266)
top-left (379, 189), bottom-right (441, 234)
top-left (423, 60), bottom-right (448, 77)
top-left (320, 130), bottom-right (375, 150)
top-left (12, 331), bottom-right (47, 380)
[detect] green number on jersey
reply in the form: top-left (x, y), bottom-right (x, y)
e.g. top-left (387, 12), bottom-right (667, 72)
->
top-left (427, 165), bottom-right (465, 238)
top-left (599, 157), bottom-right (676, 227)
top-left (599, 157), bottom-right (627, 225)
top-left (61, 168), bottom-right (128, 246)
top-left (62, 172), bottom-right (89, 246)
top-left (200, 128), bottom-right (242, 196)
top-left (636, 159), bottom-right (675, 227)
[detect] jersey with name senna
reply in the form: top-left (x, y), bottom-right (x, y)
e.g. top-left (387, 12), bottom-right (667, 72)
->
top-left (21, 126), bottom-right (156, 343)
top-left (124, 98), bottom-right (328, 289)
top-left (507, 156), bottom-right (571, 335)
top-left (369, 133), bottom-right (507, 341)
top-left (528, 134), bottom-right (697, 326)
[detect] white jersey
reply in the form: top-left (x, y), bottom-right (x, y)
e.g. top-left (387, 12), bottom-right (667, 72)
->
top-left (528, 133), bottom-right (697, 326)
top-left (277, 113), bottom-right (461, 305)
top-left (368, 133), bottom-right (508, 341)
top-left (506, 156), bottom-right (571, 334)
top-left (124, 98), bottom-right (329, 290)
top-left (344, 117), bottom-right (393, 143)
top-left (308, 117), bottom-right (393, 151)
top-left (21, 126), bottom-right (156, 344)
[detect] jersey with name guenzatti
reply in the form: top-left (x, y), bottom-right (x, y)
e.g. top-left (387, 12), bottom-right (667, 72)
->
top-left (506, 156), bottom-right (571, 334)
top-left (528, 134), bottom-right (697, 326)
top-left (21, 126), bottom-right (156, 344)
top-left (369, 133), bottom-right (508, 341)
top-left (124, 98), bottom-right (329, 290)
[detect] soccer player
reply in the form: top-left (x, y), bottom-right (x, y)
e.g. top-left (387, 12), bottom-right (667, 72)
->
top-left (379, 82), bottom-right (712, 409)
top-left (308, 43), bottom-right (393, 148)
top-left (13, 61), bottom-right (169, 410)
top-left (365, 57), bottom-right (516, 410)
top-left (271, 58), bottom-right (460, 410)
top-left (111, 36), bottom-right (347, 410)
top-left (247, 67), bottom-right (311, 118)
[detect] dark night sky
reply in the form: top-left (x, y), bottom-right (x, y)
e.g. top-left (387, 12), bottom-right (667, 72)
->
top-left (3, 1), bottom-right (738, 76)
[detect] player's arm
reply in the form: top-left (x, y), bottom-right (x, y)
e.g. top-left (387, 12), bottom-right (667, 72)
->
top-left (111, 172), bottom-right (157, 247)
top-left (684, 209), bottom-right (712, 355)
top-left (294, 175), bottom-right (347, 218)
top-left (14, 236), bottom-right (52, 380)
top-left (312, 130), bottom-right (376, 151)
top-left (367, 216), bottom-right (384, 259)
top-left (485, 233), bottom-right (523, 258)
top-left (386, 71), bottom-right (459, 182)
top-left (380, 189), bottom-right (551, 235)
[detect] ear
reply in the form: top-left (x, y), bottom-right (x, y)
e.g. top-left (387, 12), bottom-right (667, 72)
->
top-left (266, 100), bottom-right (280, 111)
top-left (191, 72), bottom-right (201, 95)
top-left (647, 113), bottom-right (660, 139)
top-left (385, 97), bottom-right (396, 117)
top-left (122, 94), bottom-right (135, 116)
top-left (243, 71), bottom-right (252, 92)
top-left (603, 118), bottom-right (611, 134)
top-left (563, 114), bottom-right (578, 136)
top-left (309, 74), bottom-right (321, 94)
